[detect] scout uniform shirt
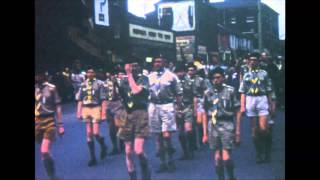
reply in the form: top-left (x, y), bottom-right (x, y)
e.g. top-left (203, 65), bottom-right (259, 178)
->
top-left (148, 69), bottom-right (183, 104)
top-left (35, 82), bottom-right (61, 117)
top-left (193, 75), bottom-right (211, 98)
top-left (118, 74), bottom-right (149, 113)
top-left (240, 64), bottom-right (250, 78)
top-left (104, 77), bottom-right (122, 101)
top-left (180, 75), bottom-right (196, 106)
top-left (238, 68), bottom-right (273, 96)
top-left (204, 84), bottom-right (239, 125)
top-left (76, 78), bottom-right (106, 106)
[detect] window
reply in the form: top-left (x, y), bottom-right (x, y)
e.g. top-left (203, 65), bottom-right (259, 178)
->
top-left (230, 17), bottom-right (236, 24)
top-left (133, 29), bottom-right (146, 36)
top-left (246, 16), bottom-right (255, 23)
top-left (165, 35), bottom-right (171, 40)
top-left (149, 32), bottom-right (156, 37)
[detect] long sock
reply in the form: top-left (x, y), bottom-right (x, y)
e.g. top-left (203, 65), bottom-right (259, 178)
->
top-left (197, 124), bottom-right (203, 147)
top-left (119, 138), bottom-right (125, 152)
top-left (138, 154), bottom-right (150, 180)
top-left (109, 122), bottom-right (118, 151)
top-left (224, 159), bottom-right (235, 179)
top-left (94, 135), bottom-right (107, 159)
top-left (186, 131), bottom-right (194, 157)
top-left (128, 171), bottom-right (137, 180)
top-left (156, 134), bottom-right (163, 156)
top-left (253, 133), bottom-right (263, 162)
top-left (265, 131), bottom-right (272, 161)
top-left (87, 140), bottom-right (96, 161)
top-left (163, 137), bottom-right (174, 162)
top-left (260, 130), bottom-right (270, 161)
top-left (192, 124), bottom-right (198, 150)
top-left (42, 153), bottom-right (55, 178)
top-left (158, 136), bottom-right (166, 164)
top-left (215, 159), bottom-right (225, 180)
top-left (94, 135), bottom-right (107, 148)
top-left (178, 132), bottom-right (188, 157)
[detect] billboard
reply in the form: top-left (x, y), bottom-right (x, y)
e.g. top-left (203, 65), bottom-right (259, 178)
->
top-left (176, 35), bottom-right (195, 62)
top-left (158, 1), bottom-right (196, 32)
top-left (129, 24), bottom-right (174, 44)
top-left (94, 0), bottom-right (109, 26)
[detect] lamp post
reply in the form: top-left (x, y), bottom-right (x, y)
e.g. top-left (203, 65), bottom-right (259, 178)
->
top-left (257, 0), bottom-right (263, 51)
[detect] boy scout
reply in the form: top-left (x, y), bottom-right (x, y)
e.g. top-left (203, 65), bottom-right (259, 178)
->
top-left (175, 63), bottom-right (196, 160)
top-left (148, 57), bottom-right (183, 173)
top-left (239, 52), bottom-right (274, 163)
top-left (117, 62), bottom-right (151, 180)
top-left (35, 70), bottom-right (64, 180)
top-left (104, 70), bottom-right (125, 155)
top-left (202, 67), bottom-right (238, 180)
top-left (76, 68), bottom-right (108, 167)
top-left (193, 64), bottom-right (212, 150)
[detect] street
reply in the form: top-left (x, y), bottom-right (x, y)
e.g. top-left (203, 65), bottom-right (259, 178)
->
top-left (35, 103), bottom-right (285, 180)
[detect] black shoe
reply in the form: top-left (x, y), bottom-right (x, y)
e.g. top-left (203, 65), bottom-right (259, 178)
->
top-left (88, 159), bottom-right (97, 167)
top-left (50, 176), bottom-right (59, 180)
top-left (142, 167), bottom-right (151, 180)
top-left (168, 147), bottom-right (176, 156)
top-left (189, 151), bottom-right (194, 160)
top-left (101, 146), bottom-right (108, 160)
top-left (262, 153), bottom-right (271, 163)
top-left (178, 154), bottom-right (189, 161)
top-left (167, 161), bottom-right (176, 173)
top-left (155, 163), bottom-right (168, 173)
top-left (155, 151), bottom-right (160, 157)
top-left (265, 155), bottom-right (271, 163)
top-left (256, 154), bottom-right (263, 164)
top-left (192, 145), bottom-right (198, 151)
top-left (129, 171), bottom-right (137, 180)
top-left (109, 148), bottom-right (119, 155)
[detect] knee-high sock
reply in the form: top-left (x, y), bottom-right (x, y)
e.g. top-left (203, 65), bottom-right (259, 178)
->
top-left (253, 132), bottom-right (262, 157)
top-left (224, 159), bottom-right (235, 179)
top-left (197, 124), bottom-right (203, 147)
top-left (42, 153), bottom-right (55, 178)
top-left (128, 171), bottom-right (137, 180)
top-left (186, 131), bottom-right (194, 154)
top-left (94, 135), bottom-right (106, 149)
top-left (163, 137), bottom-right (174, 162)
top-left (158, 135), bottom-right (166, 164)
top-left (192, 124), bottom-right (198, 150)
top-left (215, 159), bottom-right (225, 180)
top-left (87, 140), bottom-right (96, 160)
top-left (265, 130), bottom-right (272, 157)
top-left (109, 122), bottom-right (118, 150)
top-left (138, 154), bottom-right (150, 180)
top-left (178, 132), bottom-right (188, 156)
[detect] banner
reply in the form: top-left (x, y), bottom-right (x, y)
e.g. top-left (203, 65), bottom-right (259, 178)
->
top-left (94, 0), bottom-right (109, 26)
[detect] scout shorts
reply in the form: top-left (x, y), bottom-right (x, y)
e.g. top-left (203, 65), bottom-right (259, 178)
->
top-left (208, 121), bottom-right (235, 151)
top-left (35, 116), bottom-right (56, 144)
top-left (118, 110), bottom-right (149, 141)
top-left (107, 100), bottom-right (124, 121)
top-left (148, 102), bottom-right (177, 133)
top-left (82, 106), bottom-right (102, 123)
top-left (245, 95), bottom-right (269, 117)
top-left (176, 105), bottom-right (194, 129)
top-left (196, 98), bottom-right (205, 113)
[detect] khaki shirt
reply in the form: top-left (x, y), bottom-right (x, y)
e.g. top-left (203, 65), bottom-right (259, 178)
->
top-left (35, 82), bottom-right (61, 116)
top-left (148, 69), bottom-right (183, 104)
top-left (239, 68), bottom-right (273, 96)
top-left (77, 79), bottom-right (106, 106)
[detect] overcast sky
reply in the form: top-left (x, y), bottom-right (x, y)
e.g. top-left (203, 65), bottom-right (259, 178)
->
top-left (128, 0), bottom-right (285, 40)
